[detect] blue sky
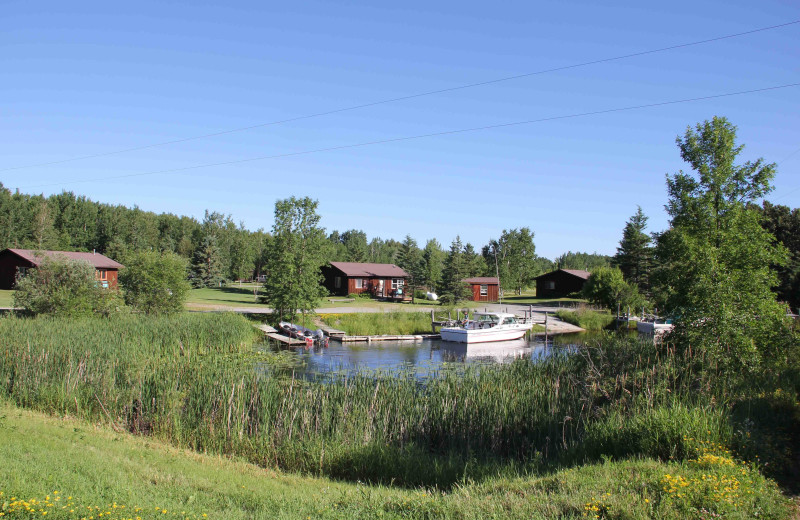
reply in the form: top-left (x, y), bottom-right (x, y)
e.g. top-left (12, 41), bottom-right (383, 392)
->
top-left (2, 1), bottom-right (798, 259)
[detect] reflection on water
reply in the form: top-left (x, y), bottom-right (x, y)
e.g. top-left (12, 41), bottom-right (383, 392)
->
top-left (263, 332), bottom-right (591, 379)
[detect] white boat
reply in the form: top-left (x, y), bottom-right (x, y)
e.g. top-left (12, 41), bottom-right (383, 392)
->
top-left (440, 312), bottom-right (533, 344)
top-left (636, 318), bottom-right (674, 334)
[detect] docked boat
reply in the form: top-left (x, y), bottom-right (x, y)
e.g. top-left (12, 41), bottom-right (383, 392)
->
top-left (440, 312), bottom-right (533, 344)
top-left (636, 318), bottom-right (674, 335)
top-left (278, 321), bottom-right (329, 347)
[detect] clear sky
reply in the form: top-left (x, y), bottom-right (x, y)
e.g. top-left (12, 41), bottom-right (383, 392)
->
top-left (2, 0), bottom-right (798, 259)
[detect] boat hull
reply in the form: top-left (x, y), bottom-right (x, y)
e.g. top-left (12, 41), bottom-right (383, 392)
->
top-left (440, 326), bottom-right (529, 344)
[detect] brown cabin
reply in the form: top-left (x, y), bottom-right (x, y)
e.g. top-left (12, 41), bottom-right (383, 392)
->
top-left (534, 269), bottom-right (591, 298)
top-left (462, 277), bottom-right (500, 302)
top-left (322, 262), bottom-right (409, 299)
top-left (0, 249), bottom-right (124, 290)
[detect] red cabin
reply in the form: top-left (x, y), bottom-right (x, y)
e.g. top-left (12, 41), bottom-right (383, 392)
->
top-left (0, 249), bottom-right (124, 290)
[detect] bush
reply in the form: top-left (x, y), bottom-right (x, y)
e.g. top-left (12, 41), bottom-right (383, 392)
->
top-left (582, 266), bottom-right (646, 310)
top-left (13, 254), bottom-right (124, 317)
top-left (119, 251), bottom-right (191, 315)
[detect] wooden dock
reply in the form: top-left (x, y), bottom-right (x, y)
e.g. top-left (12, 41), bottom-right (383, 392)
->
top-left (317, 324), bottom-right (347, 339)
top-left (339, 334), bottom-right (440, 343)
top-left (266, 332), bottom-right (308, 346)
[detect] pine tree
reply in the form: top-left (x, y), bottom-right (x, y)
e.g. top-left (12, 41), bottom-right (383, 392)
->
top-left (441, 236), bottom-right (472, 303)
top-left (191, 235), bottom-right (225, 288)
top-left (397, 235), bottom-right (425, 302)
top-left (612, 207), bottom-right (652, 293)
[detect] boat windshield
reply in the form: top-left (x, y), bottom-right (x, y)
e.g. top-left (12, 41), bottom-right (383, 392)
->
top-left (475, 314), bottom-right (499, 325)
top-left (501, 317), bottom-right (518, 325)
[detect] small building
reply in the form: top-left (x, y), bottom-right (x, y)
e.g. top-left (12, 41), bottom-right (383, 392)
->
top-left (462, 277), bottom-right (500, 302)
top-left (0, 249), bottom-right (124, 290)
top-left (534, 269), bottom-right (591, 298)
top-left (322, 262), bottom-right (409, 298)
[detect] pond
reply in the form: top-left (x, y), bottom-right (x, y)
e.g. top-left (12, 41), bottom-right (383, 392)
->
top-left (262, 332), bottom-right (599, 379)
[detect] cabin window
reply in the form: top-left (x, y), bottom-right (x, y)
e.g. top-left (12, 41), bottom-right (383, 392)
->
top-left (16, 266), bottom-right (28, 279)
top-left (391, 278), bottom-right (404, 290)
top-left (335, 276), bottom-right (341, 289)
top-left (97, 269), bottom-right (108, 280)
top-left (545, 281), bottom-right (555, 290)
top-left (480, 285), bottom-right (488, 296)
top-left (355, 278), bottom-right (363, 289)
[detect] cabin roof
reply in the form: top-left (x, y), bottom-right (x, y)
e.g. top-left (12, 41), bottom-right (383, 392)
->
top-left (3, 249), bottom-right (124, 269)
top-left (329, 261), bottom-right (408, 278)
top-left (534, 268), bottom-right (591, 280)
top-left (462, 277), bottom-right (499, 285)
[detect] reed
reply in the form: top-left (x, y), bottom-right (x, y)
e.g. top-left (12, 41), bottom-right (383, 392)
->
top-left (1, 314), bottom-right (794, 490)
top-left (320, 311), bottom-right (433, 335)
top-left (555, 307), bottom-right (614, 330)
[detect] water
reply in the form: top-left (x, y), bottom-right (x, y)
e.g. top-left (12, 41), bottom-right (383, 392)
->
top-left (263, 333), bottom-right (590, 379)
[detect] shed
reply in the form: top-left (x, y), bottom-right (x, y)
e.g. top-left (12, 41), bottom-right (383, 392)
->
top-left (534, 269), bottom-right (591, 298)
top-left (462, 277), bottom-right (500, 302)
top-left (322, 262), bottom-right (409, 298)
top-left (0, 249), bottom-right (124, 290)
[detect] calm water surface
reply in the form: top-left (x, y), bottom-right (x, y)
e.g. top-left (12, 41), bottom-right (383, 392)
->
top-left (263, 333), bottom-right (593, 378)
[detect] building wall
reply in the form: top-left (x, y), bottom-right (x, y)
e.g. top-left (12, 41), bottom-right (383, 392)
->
top-left (0, 252), bottom-right (34, 290)
top-left (535, 271), bottom-right (588, 298)
top-left (469, 283), bottom-right (499, 302)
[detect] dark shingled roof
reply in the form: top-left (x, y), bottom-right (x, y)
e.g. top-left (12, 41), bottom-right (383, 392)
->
top-left (5, 249), bottom-right (124, 269)
top-left (329, 262), bottom-right (408, 278)
top-left (534, 268), bottom-right (592, 280)
top-left (462, 277), bottom-right (499, 284)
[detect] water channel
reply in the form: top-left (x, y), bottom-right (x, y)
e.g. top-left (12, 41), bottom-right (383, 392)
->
top-left (263, 332), bottom-right (595, 379)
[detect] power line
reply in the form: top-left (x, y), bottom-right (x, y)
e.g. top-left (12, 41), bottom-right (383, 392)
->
top-left (769, 145), bottom-right (800, 201)
top-left (21, 82), bottom-right (800, 190)
top-left (4, 19), bottom-right (798, 173)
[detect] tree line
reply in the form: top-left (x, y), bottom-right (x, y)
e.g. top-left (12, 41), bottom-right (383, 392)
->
top-left (0, 183), bottom-right (611, 295)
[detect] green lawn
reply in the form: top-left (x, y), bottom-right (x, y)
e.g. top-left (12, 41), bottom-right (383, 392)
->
top-left (0, 289), bottom-right (14, 308)
top-left (3, 400), bottom-right (787, 519)
top-left (500, 289), bottom-right (586, 306)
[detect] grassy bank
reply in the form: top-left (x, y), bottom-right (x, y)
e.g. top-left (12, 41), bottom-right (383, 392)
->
top-left (320, 311), bottom-right (434, 335)
top-left (555, 307), bottom-right (614, 330)
top-left (1, 400), bottom-right (789, 519)
top-left (0, 289), bottom-right (14, 307)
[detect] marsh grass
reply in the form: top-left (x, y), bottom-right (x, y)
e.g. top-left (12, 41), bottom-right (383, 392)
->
top-left (556, 306), bottom-right (614, 330)
top-left (320, 311), bottom-right (434, 335)
top-left (1, 314), bottom-right (797, 501)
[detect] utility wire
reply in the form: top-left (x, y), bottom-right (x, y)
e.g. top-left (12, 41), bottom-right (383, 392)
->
top-left (769, 145), bottom-right (800, 201)
top-left (3, 19), bottom-right (798, 173)
top-left (21, 82), bottom-right (800, 190)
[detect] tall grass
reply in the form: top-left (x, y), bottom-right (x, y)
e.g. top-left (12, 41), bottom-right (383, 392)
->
top-left (555, 307), bottom-right (614, 330)
top-left (320, 311), bottom-right (433, 335)
top-left (1, 314), bottom-right (796, 490)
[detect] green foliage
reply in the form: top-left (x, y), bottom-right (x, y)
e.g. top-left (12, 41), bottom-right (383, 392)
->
top-left (555, 307), bottom-right (614, 330)
top-left (753, 201), bottom-right (800, 311)
top-left (191, 234), bottom-right (226, 288)
top-left (119, 251), bottom-right (190, 315)
top-left (12, 254), bottom-right (124, 317)
top-left (320, 311), bottom-right (433, 335)
top-left (655, 117), bottom-right (796, 375)
top-left (484, 227), bottom-right (538, 295)
top-left (554, 251), bottom-right (611, 271)
top-left (396, 235), bottom-right (425, 302)
top-left (582, 266), bottom-right (646, 310)
top-left (262, 196), bottom-right (328, 322)
top-left (612, 206), bottom-right (653, 293)
top-left (440, 236), bottom-right (472, 303)
top-left (422, 238), bottom-right (444, 291)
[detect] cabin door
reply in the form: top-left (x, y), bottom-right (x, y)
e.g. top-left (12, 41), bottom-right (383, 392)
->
top-left (377, 279), bottom-right (385, 296)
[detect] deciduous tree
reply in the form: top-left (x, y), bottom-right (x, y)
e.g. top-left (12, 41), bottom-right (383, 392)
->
top-left (119, 251), bottom-right (190, 315)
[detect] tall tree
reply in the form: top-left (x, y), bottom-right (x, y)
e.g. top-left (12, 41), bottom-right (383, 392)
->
top-left (654, 117), bottom-right (793, 375)
top-left (753, 201), bottom-right (800, 311)
top-left (422, 239), bottom-right (445, 292)
top-left (484, 228), bottom-right (537, 295)
top-left (554, 251), bottom-right (611, 271)
top-left (191, 235), bottom-right (226, 288)
top-left (612, 207), bottom-right (653, 293)
top-left (396, 235), bottom-right (425, 302)
top-left (340, 229), bottom-right (369, 262)
top-left (261, 197), bottom-right (327, 322)
top-left (440, 236), bottom-right (472, 303)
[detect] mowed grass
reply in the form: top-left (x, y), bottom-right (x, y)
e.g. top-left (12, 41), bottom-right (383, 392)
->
top-left (1, 400), bottom-right (789, 520)
top-left (501, 289), bottom-right (587, 306)
top-left (319, 311), bottom-right (435, 335)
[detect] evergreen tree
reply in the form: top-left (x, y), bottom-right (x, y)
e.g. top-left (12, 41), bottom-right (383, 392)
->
top-left (191, 235), bottom-right (225, 288)
top-left (422, 238), bottom-right (445, 292)
top-left (341, 229), bottom-right (369, 262)
top-left (612, 207), bottom-right (653, 293)
top-left (397, 235), bottom-right (425, 302)
top-left (484, 228), bottom-right (537, 295)
top-left (440, 236), bottom-right (472, 303)
top-left (261, 197), bottom-right (327, 322)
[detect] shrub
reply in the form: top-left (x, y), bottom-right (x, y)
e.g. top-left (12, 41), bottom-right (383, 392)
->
top-left (119, 251), bottom-right (190, 315)
top-left (13, 254), bottom-right (124, 317)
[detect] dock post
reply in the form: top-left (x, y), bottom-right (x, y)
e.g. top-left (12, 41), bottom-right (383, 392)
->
top-left (544, 312), bottom-right (549, 345)
top-left (431, 310), bottom-right (435, 333)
